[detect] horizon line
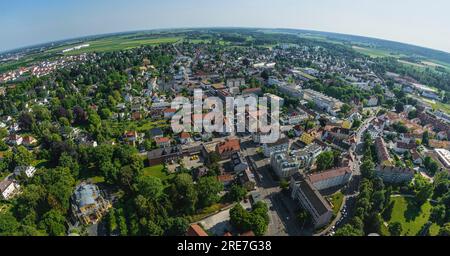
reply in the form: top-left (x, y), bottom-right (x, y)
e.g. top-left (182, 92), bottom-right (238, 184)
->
top-left (1, 26), bottom-right (450, 56)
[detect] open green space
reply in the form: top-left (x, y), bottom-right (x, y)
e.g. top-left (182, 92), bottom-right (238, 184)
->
top-left (386, 196), bottom-right (439, 236)
top-left (48, 36), bottom-right (183, 55)
top-left (142, 164), bottom-right (173, 181)
top-left (352, 46), bottom-right (402, 58)
top-left (328, 191), bottom-right (344, 215)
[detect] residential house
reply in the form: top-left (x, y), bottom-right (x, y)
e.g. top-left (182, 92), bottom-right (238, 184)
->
top-left (22, 135), bottom-right (37, 147)
top-left (411, 149), bottom-right (423, 165)
top-left (123, 131), bottom-right (138, 146)
top-left (186, 224), bottom-right (208, 236)
top-left (375, 137), bottom-right (393, 166)
top-left (8, 134), bottom-right (23, 146)
top-left (155, 137), bottom-right (171, 148)
top-left (242, 88), bottom-right (263, 97)
top-left (0, 180), bottom-right (20, 200)
top-left (217, 173), bottom-right (235, 187)
top-left (215, 138), bottom-right (241, 160)
top-left (231, 152), bottom-right (250, 173)
top-left (150, 128), bottom-right (164, 139)
top-left (164, 108), bottom-right (177, 119)
top-left (238, 168), bottom-right (256, 191)
top-left (179, 132), bottom-right (192, 144)
top-left (14, 166), bottom-right (37, 178)
top-left (367, 96), bottom-right (379, 107)
top-left (147, 146), bottom-right (183, 166)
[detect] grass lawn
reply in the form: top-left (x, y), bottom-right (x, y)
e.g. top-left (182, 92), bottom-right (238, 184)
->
top-left (0, 172), bottom-right (9, 180)
top-left (48, 36), bottom-right (183, 55)
top-left (142, 164), bottom-right (173, 181)
top-left (429, 223), bottom-right (441, 236)
top-left (387, 196), bottom-right (437, 236)
top-left (188, 203), bottom-right (228, 223)
top-left (352, 46), bottom-right (401, 58)
top-left (32, 159), bottom-right (49, 169)
top-left (327, 192), bottom-right (344, 215)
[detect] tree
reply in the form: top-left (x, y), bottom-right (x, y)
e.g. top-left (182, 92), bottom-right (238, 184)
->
top-left (19, 112), bottom-right (35, 131)
top-left (164, 217), bottom-right (189, 236)
top-left (170, 173), bottom-right (198, 214)
top-left (59, 152), bottom-right (80, 177)
top-left (41, 167), bottom-right (76, 212)
top-left (372, 190), bottom-right (386, 212)
top-left (439, 223), bottom-right (450, 236)
top-left (431, 205), bottom-right (446, 224)
top-left (316, 151), bottom-right (335, 171)
top-left (135, 175), bottom-right (164, 201)
top-left (297, 209), bottom-right (312, 228)
top-left (335, 224), bottom-right (363, 236)
top-left (416, 184), bottom-right (433, 206)
top-left (228, 185), bottom-right (247, 202)
top-left (197, 176), bottom-right (223, 209)
top-left (422, 131), bottom-right (430, 146)
top-left (395, 102), bottom-right (405, 113)
top-left (360, 160), bottom-right (376, 179)
top-left (13, 146), bottom-right (34, 168)
top-left (39, 210), bottom-right (67, 236)
top-left (0, 212), bottom-right (20, 236)
top-left (230, 204), bottom-right (252, 232)
top-left (143, 220), bottom-right (164, 236)
top-left (389, 222), bottom-right (403, 236)
top-left (100, 161), bottom-right (120, 185)
top-left (250, 214), bottom-right (267, 236)
top-left (340, 104), bottom-right (352, 116)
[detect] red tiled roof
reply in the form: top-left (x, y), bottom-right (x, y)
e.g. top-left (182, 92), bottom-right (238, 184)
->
top-left (164, 108), bottom-right (177, 113)
top-left (180, 132), bottom-right (191, 139)
top-left (216, 139), bottom-right (240, 154)
top-left (218, 174), bottom-right (234, 183)
top-left (186, 224), bottom-right (208, 236)
top-left (308, 167), bottom-right (352, 184)
top-left (155, 137), bottom-right (170, 143)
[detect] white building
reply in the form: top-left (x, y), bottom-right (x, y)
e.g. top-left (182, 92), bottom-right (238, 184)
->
top-left (367, 96), bottom-right (379, 107)
top-left (262, 137), bottom-right (289, 157)
top-left (307, 167), bottom-right (352, 191)
top-left (14, 166), bottom-right (37, 178)
top-left (435, 148), bottom-right (450, 168)
top-left (270, 152), bottom-right (300, 179)
top-left (0, 180), bottom-right (20, 200)
top-left (302, 89), bottom-right (343, 116)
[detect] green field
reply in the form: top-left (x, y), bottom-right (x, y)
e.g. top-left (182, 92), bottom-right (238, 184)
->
top-left (352, 46), bottom-right (402, 58)
top-left (142, 164), bottom-right (173, 181)
top-left (328, 192), bottom-right (344, 215)
top-left (47, 36), bottom-right (183, 55)
top-left (387, 196), bottom-right (439, 236)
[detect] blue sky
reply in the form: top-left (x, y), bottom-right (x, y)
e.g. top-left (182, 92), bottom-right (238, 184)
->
top-left (1, 0), bottom-right (450, 52)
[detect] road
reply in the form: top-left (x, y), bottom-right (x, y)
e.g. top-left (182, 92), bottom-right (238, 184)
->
top-left (318, 116), bottom-right (376, 236)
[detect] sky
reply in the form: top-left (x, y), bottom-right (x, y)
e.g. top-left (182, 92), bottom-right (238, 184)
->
top-left (1, 0), bottom-right (450, 53)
